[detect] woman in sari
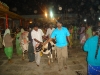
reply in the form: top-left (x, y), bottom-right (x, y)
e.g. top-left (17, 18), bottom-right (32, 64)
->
top-left (83, 26), bottom-right (100, 75)
top-left (16, 28), bottom-right (22, 55)
top-left (3, 29), bottom-right (14, 63)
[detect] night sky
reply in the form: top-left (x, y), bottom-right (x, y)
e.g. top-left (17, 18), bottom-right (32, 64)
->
top-left (1, 0), bottom-right (100, 15)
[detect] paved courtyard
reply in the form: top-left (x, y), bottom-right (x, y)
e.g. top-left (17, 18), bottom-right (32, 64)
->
top-left (0, 46), bottom-right (87, 75)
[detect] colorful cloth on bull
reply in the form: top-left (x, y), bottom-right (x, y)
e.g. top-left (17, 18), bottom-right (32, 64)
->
top-left (88, 64), bottom-right (100, 75)
top-left (16, 32), bottom-right (22, 55)
top-left (4, 47), bottom-right (13, 59)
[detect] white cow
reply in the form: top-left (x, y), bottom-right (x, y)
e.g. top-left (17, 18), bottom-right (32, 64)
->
top-left (20, 31), bottom-right (29, 60)
top-left (35, 40), bottom-right (57, 64)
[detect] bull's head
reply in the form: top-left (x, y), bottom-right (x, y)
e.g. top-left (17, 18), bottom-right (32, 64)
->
top-left (41, 41), bottom-right (55, 54)
top-left (35, 40), bottom-right (56, 53)
top-left (35, 44), bottom-right (43, 52)
top-left (42, 41), bottom-right (55, 52)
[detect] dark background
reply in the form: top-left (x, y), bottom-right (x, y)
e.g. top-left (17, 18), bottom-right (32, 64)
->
top-left (1, 0), bottom-right (100, 15)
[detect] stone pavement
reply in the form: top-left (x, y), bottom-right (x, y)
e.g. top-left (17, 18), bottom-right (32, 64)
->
top-left (0, 47), bottom-right (87, 75)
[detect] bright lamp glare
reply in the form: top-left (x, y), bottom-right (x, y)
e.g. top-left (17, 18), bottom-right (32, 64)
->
top-left (45, 12), bottom-right (47, 18)
top-left (99, 17), bottom-right (100, 20)
top-left (84, 19), bottom-right (87, 22)
top-left (29, 21), bottom-right (32, 23)
top-left (50, 11), bottom-right (53, 18)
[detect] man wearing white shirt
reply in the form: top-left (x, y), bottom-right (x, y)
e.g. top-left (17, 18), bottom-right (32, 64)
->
top-left (46, 23), bottom-right (55, 38)
top-left (31, 24), bottom-right (44, 66)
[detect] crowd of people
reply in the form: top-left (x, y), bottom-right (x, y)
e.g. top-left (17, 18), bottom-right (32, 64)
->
top-left (0, 19), bottom-right (100, 75)
top-left (0, 22), bottom-right (56, 64)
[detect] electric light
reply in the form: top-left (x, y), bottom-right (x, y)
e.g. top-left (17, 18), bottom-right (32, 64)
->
top-left (50, 11), bottom-right (53, 18)
top-left (45, 12), bottom-right (47, 18)
top-left (84, 19), bottom-right (87, 22)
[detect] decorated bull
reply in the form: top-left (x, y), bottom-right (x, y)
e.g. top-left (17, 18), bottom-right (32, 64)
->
top-left (35, 40), bottom-right (57, 64)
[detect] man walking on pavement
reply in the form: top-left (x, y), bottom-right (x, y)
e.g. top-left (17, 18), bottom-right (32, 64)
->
top-left (43, 19), bottom-right (70, 71)
top-left (31, 23), bottom-right (44, 66)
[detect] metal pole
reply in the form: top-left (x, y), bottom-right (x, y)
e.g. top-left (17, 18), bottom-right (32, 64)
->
top-left (6, 14), bottom-right (8, 28)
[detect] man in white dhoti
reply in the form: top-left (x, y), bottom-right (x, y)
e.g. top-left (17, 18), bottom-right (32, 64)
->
top-left (31, 24), bottom-right (44, 66)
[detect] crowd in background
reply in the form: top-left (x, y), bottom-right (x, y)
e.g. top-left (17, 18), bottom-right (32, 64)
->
top-left (0, 20), bottom-right (100, 74)
top-left (0, 21), bottom-right (99, 53)
top-left (0, 21), bottom-right (95, 61)
top-left (1, 21), bottom-right (100, 51)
